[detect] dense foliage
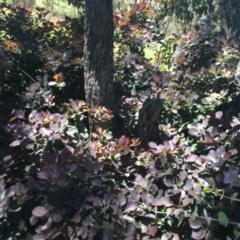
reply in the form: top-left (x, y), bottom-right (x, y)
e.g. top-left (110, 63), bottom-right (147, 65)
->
top-left (1, 2), bottom-right (240, 240)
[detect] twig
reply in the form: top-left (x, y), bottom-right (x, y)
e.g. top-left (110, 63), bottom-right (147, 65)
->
top-left (12, 62), bottom-right (39, 84)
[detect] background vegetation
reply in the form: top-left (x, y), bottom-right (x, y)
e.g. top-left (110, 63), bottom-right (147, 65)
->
top-left (0, 0), bottom-right (142, 16)
top-left (0, 1), bottom-right (240, 239)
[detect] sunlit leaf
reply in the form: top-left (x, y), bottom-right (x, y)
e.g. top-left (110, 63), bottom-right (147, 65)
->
top-left (191, 230), bottom-right (206, 239)
top-left (32, 206), bottom-right (48, 217)
top-left (152, 196), bottom-right (173, 207)
top-left (189, 218), bottom-right (202, 229)
top-left (218, 211), bottom-right (228, 227)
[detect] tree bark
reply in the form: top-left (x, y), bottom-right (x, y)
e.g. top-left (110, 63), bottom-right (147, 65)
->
top-left (138, 93), bottom-right (162, 149)
top-left (84, 0), bottom-right (115, 134)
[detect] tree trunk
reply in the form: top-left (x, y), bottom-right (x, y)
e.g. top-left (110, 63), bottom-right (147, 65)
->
top-left (84, 0), bottom-right (115, 134)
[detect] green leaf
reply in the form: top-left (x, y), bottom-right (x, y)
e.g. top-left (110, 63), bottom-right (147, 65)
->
top-left (203, 209), bottom-right (211, 227)
top-left (203, 187), bottom-right (213, 193)
top-left (191, 205), bottom-right (198, 221)
top-left (167, 219), bottom-right (173, 226)
top-left (218, 211), bottom-right (228, 227)
top-left (234, 229), bottom-right (240, 237)
top-left (231, 192), bottom-right (238, 205)
top-left (177, 213), bottom-right (184, 227)
top-left (165, 208), bottom-right (173, 216)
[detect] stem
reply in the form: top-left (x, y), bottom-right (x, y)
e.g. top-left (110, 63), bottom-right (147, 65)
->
top-left (196, 215), bottom-right (239, 226)
top-left (221, 194), bottom-right (240, 202)
top-left (12, 62), bottom-right (38, 84)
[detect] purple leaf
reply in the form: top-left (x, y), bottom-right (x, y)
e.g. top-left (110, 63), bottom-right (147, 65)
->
top-left (113, 221), bottom-right (123, 233)
top-left (42, 152), bottom-right (55, 168)
top-left (184, 146), bottom-right (192, 155)
top-left (179, 171), bottom-right (187, 181)
top-left (124, 201), bottom-right (137, 213)
top-left (130, 189), bottom-right (140, 202)
top-left (0, 197), bottom-right (9, 208)
top-left (15, 182), bottom-right (28, 195)
top-left (70, 99), bottom-right (79, 111)
top-left (93, 197), bottom-right (101, 207)
top-left (172, 234), bottom-right (180, 240)
top-left (71, 212), bottom-right (81, 223)
top-left (66, 127), bottom-right (77, 136)
top-left (57, 178), bottom-right (69, 187)
top-left (50, 212), bottom-right (62, 222)
top-left (41, 217), bottom-right (52, 230)
top-left (141, 192), bottom-right (154, 204)
top-left (5, 186), bottom-right (16, 198)
top-left (139, 221), bottom-right (148, 234)
top-left (183, 179), bottom-right (193, 191)
top-left (59, 147), bottom-right (72, 164)
top-left (121, 215), bottom-right (135, 223)
top-left (215, 173), bottom-right (224, 183)
top-left (37, 170), bottom-right (49, 180)
top-left (52, 113), bottom-right (61, 123)
top-left (32, 230), bottom-right (52, 240)
top-left (142, 237), bottom-right (151, 240)
top-left (207, 150), bottom-right (217, 162)
top-left (124, 224), bottom-right (136, 237)
top-left (103, 228), bottom-right (114, 240)
top-left (205, 177), bottom-right (215, 188)
top-left (163, 177), bottom-right (173, 187)
top-left (30, 215), bottom-right (38, 225)
top-left (65, 163), bottom-right (77, 173)
top-left (84, 157), bottom-right (94, 171)
top-left (205, 231), bottom-right (215, 240)
top-left (124, 236), bottom-right (135, 240)
top-left (216, 146), bottom-right (225, 158)
top-left (18, 219), bottom-right (25, 231)
top-left (148, 142), bottom-right (158, 149)
top-left (185, 154), bottom-right (200, 162)
top-left (215, 111), bottom-right (223, 119)
top-left (174, 208), bottom-right (185, 217)
top-left (60, 117), bottom-right (68, 126)
top-left (32, 206), bottom-right (48, 217)
top-left (134, 174), bottom-right (147, 189)
top-left (188, 125), bottom-right (200, 136)
top-left (91, 179), bottom-right (102, 188)
top-left (134, 64), bottom-right (143, 70)
top-left (230, 148), bottom-right (238, 156)
top-left (14, 109), bottom-right (25, 119)
top-left (88, 141), bottom-right (95, 150)
top-left (152, 197), bottom-right (173, 207)
top-left (10, 140), bottom-right (21, 147)
top-left (223, 168), bottom-right (239, 185)
top-left (118, 194), bottom-right (127, 206)
top-left (89, 227), bottom-right (98, 237)
top-left (39, 127), bottom-right (52, 136)
top-left (161, 234), bottom-right (168, 240)
top-left (147, 226), bottom-right (158, 236)
top-left (182, 195), bottom-right (193, 207)
top-left (28, 110), bottom-right (38, 122)
top-left (145, 214), bottom-right (156, 219)
top-left (81, 132), bottom-right (89, 138)
top-left (103, 193), bottom-right (112, 205)
top-left (191, 230), bottom-right (206, 239)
